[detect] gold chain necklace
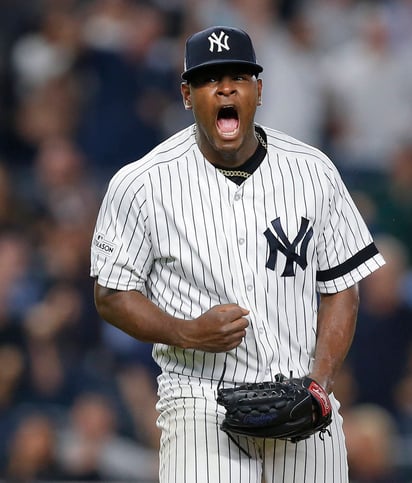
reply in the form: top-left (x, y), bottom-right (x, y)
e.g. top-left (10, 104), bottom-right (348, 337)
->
top-left (255, 130), bottom-right (267, 150)
top-left (217, 168), bottom-right (252, 179)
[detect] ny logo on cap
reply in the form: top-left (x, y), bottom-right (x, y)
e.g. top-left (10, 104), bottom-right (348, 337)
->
top-left (208, 31), bottom-right (230, 53)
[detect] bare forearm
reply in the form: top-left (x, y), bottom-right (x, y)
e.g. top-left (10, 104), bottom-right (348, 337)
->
top-left (93, 282), bottom-right (249, 352)
top-left (310, 285), bottom-right (359, 393)
top-left (94, 282), bottom-right (183, 346)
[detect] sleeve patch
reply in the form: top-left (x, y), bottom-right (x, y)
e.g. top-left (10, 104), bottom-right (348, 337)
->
top-left (92, 233), bottom-right (117, 257)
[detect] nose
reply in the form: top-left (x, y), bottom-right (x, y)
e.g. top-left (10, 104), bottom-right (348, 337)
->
top-left (217, 76), bottom-right (236, 96)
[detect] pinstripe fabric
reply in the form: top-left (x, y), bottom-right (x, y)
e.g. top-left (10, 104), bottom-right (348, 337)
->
top-left (90, 123), bottom-right (384, 482)
top-left (156, 390), bottom-right (262, 483)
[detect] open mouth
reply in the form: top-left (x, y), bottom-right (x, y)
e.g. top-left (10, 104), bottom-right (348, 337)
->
top-left (217, 106), bottom-right (239, 136)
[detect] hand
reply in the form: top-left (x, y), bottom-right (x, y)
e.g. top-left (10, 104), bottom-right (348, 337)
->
top-left (179, 304), bottom-right (249, 352)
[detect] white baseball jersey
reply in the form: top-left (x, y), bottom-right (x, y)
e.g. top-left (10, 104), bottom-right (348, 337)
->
top-left (90, 123), bottom-right (384, 482)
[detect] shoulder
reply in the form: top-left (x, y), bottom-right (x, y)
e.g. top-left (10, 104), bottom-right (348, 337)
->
top-left (260, 124), bottom-right (339, 178)
top-left (261, 125), bottom-right (330, 162)
top-left (106, 125), bottom-right (196, 194)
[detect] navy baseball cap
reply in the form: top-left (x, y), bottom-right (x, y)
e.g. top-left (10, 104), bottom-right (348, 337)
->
top-left (182, 26), bottom-right (263, 81)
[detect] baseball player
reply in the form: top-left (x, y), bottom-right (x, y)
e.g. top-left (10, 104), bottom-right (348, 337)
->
top-left (90, 26), bottom-right (385, 482)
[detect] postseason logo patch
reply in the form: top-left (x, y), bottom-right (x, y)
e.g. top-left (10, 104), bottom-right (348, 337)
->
top-left (93, 233), bottom-right (116, 256)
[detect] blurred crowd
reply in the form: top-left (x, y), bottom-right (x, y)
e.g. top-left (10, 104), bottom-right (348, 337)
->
top-left (0, 0), bottom-right (411, 481)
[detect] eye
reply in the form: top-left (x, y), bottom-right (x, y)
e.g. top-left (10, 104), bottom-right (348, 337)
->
top-left (190, 75), bottom-right (218, 87)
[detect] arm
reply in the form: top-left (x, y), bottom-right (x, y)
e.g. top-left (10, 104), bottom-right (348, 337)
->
top-left (94, 282), bottom-right (249, 353)
top-left (310, 284), bottom-right (359, 394)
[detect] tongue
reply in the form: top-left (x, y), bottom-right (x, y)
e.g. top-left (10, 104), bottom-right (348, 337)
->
top-left (217, 117), bottom-right (238, 133)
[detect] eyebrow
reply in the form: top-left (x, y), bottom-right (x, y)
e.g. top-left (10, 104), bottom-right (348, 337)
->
top-left (189, 69), bottom-right (256, 85)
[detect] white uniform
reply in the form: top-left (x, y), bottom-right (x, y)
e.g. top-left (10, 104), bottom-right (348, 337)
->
top-left (91, 124), bottom-right (385, 483)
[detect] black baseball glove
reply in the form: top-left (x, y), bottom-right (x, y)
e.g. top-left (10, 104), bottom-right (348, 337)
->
top-left (217, 374), bottom-right (332, 443)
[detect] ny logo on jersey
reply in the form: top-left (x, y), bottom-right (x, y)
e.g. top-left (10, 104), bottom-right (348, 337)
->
top-left (264, 217), bottom-right (313, 277)
top-left (208, 31), bottom-right (230, 53)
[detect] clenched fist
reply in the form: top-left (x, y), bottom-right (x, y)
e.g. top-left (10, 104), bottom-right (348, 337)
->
top-left (179, 304), bottom-right (249, 352)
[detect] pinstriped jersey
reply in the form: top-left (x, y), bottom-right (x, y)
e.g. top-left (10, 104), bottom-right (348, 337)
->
top-left (90, 124), bottom-right (384, 392)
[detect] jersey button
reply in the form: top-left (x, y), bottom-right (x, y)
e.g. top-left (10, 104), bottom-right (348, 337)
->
top-left (234, 194), bottom-right (241, 201)
top-left (247, 285), bottom-right (253, 291)
top-left (239, 238), bottom-right (245, 245)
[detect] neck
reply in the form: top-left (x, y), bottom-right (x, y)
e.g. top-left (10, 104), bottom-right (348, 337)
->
top-left (195, 125), bottom-right (260, 168)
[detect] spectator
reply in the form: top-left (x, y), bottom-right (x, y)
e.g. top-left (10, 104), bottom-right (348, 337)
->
top-left (56, 391), bottom-right (159, 481)
top-left (10, 6), bottom-right (82, 97)
top-left (322, 2), bottom-right (412, 179)
top-left (27, 135), bottom-right (100, 227)
top-left (256, 3), bottom-right (328, 147)
top-left (301, 0), bottom-right (359, 52)
top-left (383, 0), bottom-right (412, 52)
top-left (344, 404), bottom-right (403, 482)
top-left (76, 0), bottom-right (176, 174)
top-left (394, 349), bottom-right (412, 481)
top-left (0, 345), bottom-right (25, 472)
top-left (16, 280), bottom-right (114, 411)
top-left (3, 411), bottom-right (71, 481)
top-left (115, 363), bottom-right (161, 450)
top-left (0, 162), bottom-right (33, 230)
top-left (348, 234), bottom-right (412, 413)
top-left (0, 229), bottom-right (39, 322)
top-left (12, 74), bottom-right (82, 165)
top-left (368, 139), bottom-right (412, 265)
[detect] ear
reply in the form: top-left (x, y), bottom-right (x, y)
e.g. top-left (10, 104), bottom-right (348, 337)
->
top-left (257, 78), bottom-right (263, 106)
top-left (181, 82), bottom-right (192, 110)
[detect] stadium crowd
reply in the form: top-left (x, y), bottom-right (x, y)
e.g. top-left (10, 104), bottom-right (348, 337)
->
top-left (0, 0), bottom-right (411, 481)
